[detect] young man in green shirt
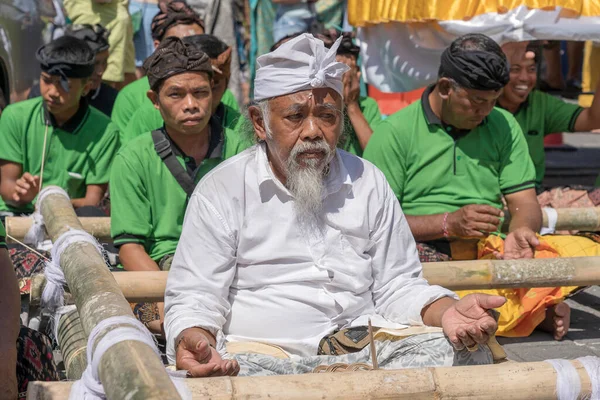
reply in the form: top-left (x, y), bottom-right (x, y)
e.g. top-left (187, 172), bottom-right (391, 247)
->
top-left (364, 34), bottom-right (569, 340)
top-left (110, 37), bottom-right (250, 331)
top-left (122, 34), bottom-right (242, 145)
top-left (496, 42), bottom-right (600, 186)
top-left (0, 36), bottom-right (119, 215)
top-left (111, 0), bottom-right (207, 132)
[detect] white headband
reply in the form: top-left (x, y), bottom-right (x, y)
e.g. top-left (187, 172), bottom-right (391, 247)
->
top-left (253, 33), bottom-right (350, 102)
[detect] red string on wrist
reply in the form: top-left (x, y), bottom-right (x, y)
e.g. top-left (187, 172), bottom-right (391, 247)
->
top-left (442, 212), bottom-right (450, 238)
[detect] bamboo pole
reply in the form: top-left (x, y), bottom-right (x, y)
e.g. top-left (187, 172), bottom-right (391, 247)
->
top-left (27, 360), bottom-right (593, 400)
top-left (5, 216), bottom-right (111, 243)
top-left (29, 254), bottom-right (600, 304)
top-left (39, 188), bottom-right (180, 400)
top-left (55, 308), bottom-right (87, 380)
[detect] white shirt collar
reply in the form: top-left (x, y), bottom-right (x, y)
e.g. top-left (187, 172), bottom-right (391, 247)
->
top-left (255, 142), bottom-right (352, 201)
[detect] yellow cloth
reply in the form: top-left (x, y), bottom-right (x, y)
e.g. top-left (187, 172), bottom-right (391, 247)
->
top-left (348, 0), bottom-right (600, 27)
top-left (579, 40), bottom-right (600, 108)
top-left (456, 235), bottom-right (596, 337)
top-left (64, 0), bottom-right (136, 82)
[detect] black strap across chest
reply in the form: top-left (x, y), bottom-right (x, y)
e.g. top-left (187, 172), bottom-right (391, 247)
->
top-left (152, 129), bottom-right (197, 196)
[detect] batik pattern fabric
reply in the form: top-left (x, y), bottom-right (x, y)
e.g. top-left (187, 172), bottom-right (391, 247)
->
top-left (16, 326), bottom-right (60, 400)
top-left (10, 245), bottom-right (49, 295)
top-left (228, 332), bottom-right (492, 376)
top-left (416, 242), bottom-right (451, 263)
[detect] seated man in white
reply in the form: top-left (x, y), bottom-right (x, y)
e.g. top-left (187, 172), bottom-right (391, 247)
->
top-left (164, 33), bottom-right (506, 377)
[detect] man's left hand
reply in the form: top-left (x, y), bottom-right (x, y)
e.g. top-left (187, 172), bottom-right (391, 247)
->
top-left (496, 227), bottom-right (539, 260)
top-left (441, 293), bottom-right (506, 350)
top-left (343, 69), bottom-right (360, 106)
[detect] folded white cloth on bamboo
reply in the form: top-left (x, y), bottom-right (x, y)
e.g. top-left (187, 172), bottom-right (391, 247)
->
top-left (164, 143), bottom-right (457, 362)
top-left (253, 33), bottom-right (349, 101)
top-left (359, 5), bottom-right (600, 92)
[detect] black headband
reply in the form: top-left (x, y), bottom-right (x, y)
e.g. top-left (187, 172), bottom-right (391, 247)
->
top-left (440, 48), bottom-right (509, 91)
top-left (36, 43), bottom-right (95, 92)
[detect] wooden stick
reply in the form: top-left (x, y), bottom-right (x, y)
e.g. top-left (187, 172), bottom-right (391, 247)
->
top-left (26, 360), bottom-right (592, 399)
top-left (39, 188), bottom-right (180, 400)
top-left (30, 254), bottom-right (600, 304)
top-left (5, 216), bottom-right (111, 243)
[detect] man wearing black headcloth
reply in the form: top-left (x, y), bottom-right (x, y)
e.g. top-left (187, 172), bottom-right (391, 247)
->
top-left (28, 24), bottom-right (118, 117)
top-left (0, 36), bottom-right (120, 216)
top-left (109, 37), bottom-right (248, 335)
top-left (364, 34), bottom-right (571, 340)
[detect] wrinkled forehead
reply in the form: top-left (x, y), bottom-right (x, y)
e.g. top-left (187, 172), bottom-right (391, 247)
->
top-left (268, 88), bottom-right (343, 111)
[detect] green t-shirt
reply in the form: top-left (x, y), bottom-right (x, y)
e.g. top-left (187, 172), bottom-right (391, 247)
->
top-left (111, 75), bottom-right (240, 134)
top-left (499, 90), bottom-right (583, 185)
top-left (0, 98), bottom-right (120, 214)
top-left (363, 86), bottom-right (536, 216)
top-left (122, 100), bottom-right (242, 145)
top-left (110, 120), bottom-right (252, 262)
top-left (342, 96), bottom-right (382, 156)
top-left (0, 220), bottom-right (6, 249)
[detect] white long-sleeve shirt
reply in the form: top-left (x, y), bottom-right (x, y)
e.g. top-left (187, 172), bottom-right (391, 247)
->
top-left (165, 143), bottom-right (456, 362)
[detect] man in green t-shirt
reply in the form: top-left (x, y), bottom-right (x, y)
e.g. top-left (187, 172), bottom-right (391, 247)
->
top-left (110, 38), bottom-right (250, 331)
top-left (364, 34), bottom-right (570, 340)
top-left (111, 0), bottom-right (206, 132)
top-left (0, 36), bottom-right (119, 215)
top-left (122, 34), bottom-right (242, 145)
top-left (496, 42), bottom-right (600, 186)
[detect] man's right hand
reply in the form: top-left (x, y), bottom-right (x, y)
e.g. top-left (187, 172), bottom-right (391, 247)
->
top-left (447, 204), bottom-right (504, 238)
top-left (12, 173), bottom-right (40, 204)
top-left (175, 328), bottom-right (240, 377)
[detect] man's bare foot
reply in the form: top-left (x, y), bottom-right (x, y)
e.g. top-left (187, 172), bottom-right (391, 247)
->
top-left (538, 302), bottom-right (570, 340)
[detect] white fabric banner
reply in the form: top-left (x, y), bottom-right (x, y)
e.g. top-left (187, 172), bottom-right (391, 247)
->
top-left (358, 5), bottom-right (600, 92)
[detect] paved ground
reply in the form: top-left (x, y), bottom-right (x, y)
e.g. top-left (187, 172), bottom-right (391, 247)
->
top-left (499, 286), bottom-right (600, 361)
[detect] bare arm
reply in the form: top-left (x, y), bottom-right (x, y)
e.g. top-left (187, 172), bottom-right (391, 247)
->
top-left (119, 243), bottom-right (160, 271)
top-left (0, 248), bottom-right (20, 400)
top-left (0, 161), bottom-right (40, 207)
top-left (347, 103), bottom-right (374, 150)
top-left (421, 296), bottom-right (456, 327)
top-left (574, 72), bottom-right (600, 131)
top-left (405, 214), bottom-right (445, 242)
top-left (504, 188), bottom-right (542, 233)
top-left (71, 184), bottom-right (108, 209)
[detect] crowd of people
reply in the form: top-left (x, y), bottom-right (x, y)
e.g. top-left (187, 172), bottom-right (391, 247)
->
top-left (1, 0), bottom-right (599, 398)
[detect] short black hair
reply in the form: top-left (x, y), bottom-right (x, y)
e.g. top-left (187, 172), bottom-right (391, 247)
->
top-left (40, 36), bottom-right (95, 66)
top-left (270, 33), bottom-right (304, 52)
top-left (182, 34), bottom-right (229, 58)
top-left (438, 33), bottom-right (505, 80)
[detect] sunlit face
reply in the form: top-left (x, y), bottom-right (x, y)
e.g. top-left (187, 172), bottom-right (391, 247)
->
top-left (40, 72), bottom-right (89, 116)
top-left (154, 23), bottom-right (204, 48)
top-left (251, 88), bottom-right (343, 179)
top-left (503, 57), bottom-right (537, 106)
top-left (439, 79), bottom-right (502, 130)
top-left (91, 49), bottom-right (109, 90)
top-left (149, 71), bottom-right (212, 136)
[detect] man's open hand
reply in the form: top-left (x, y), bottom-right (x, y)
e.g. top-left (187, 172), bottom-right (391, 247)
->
top-left (176, 328), bottom-right (239, 378)
top-left (495, 227), bottom-right (539, 260)
top-left (12, 173), bottom-right (40, 204)
top-left (441, 293), bottom-right (506, 350)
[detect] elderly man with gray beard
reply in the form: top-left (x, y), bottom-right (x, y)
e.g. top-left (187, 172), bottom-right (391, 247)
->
top-left (164, 34), bottom-right (507, 378)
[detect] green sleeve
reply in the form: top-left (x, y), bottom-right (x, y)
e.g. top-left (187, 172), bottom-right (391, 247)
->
top-left (0, 220), bottom-right (6, 249)
top-left (541, 91), bottom-right (584, 134)
top-left (123, 106), bottom-right (163, 145)
top-left (499, 115), bottom-right (536, 194)
top-left (359, 96), bottom-right (383, 130)
top-left (0, 104), bottom-right (24, 164)
top-left (86, 123), bottom-right (121, 185)
top-left (110, 152), bottom-right (152, 246)
top-left (221, 89), bottom-right (240, 112)
top-left (363, 119), bottom-right (407, 202)
top-left (111, 91), bottom-right (137, 132)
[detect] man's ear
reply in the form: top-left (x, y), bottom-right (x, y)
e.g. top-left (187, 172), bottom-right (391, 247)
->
top-left (153, 39), bottom-right (160, 49)
top-left (248, 105), bottom-right (268, 141)
top-left (438, 78), bottom-right (453, 100)
top-left (147, 90), bottom-right (160, 110)
top-left (81, 79), bottom-right (93, 97)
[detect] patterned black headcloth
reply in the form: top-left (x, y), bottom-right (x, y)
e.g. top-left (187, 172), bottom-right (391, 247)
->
top-left (151, 0), bottom-right (205, 41)
top-left (64, 24), bottom-right (110, 54)
top-left (144, 36), bottom-right (213, 91)
top-left (36, 36), bottom-right (95, 92)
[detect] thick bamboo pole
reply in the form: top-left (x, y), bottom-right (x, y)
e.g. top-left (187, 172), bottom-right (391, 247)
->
top-left (30, 254), bottom-right (600, 304)
top-left (27, 360), bottom-right (593, 400)
top-left (5, 216), bottom-right (111, 242)
top-left (39, 188), bottom-right (180, 400)
top-left (55, 308), bottom-right (87, 380)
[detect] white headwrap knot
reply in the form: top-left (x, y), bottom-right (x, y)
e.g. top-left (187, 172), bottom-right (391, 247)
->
top-left (254, 33), bottom-right (350, 101)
